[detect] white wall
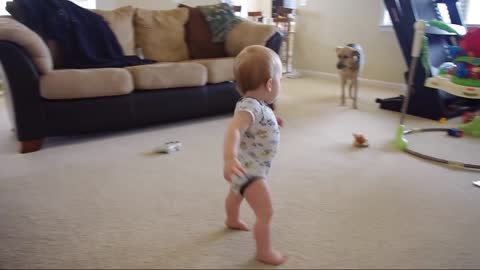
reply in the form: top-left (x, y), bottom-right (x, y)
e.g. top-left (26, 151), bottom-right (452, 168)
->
top-left (293, 0), bottom-right (406, 83)
top-left (251, 0), bottom-right (271, 19)
top-left (96, 0), bottom-right (117, 9)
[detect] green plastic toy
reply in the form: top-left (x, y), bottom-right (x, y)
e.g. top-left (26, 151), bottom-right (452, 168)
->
top-left (460, 116), bottom-right (480, 137)
top-left (455, 56), bottom-right (480, 66)
top-left (421, 37), bottom-right (431, 76)
top-left (395, 125), bottom-right (408, 150)
top-left (428, 20), bottom-right (463, 36)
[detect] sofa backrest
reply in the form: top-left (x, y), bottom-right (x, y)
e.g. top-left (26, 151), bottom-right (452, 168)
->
top-left (225, 21), bottom-right (278, 57)
top-left (93, 5), bottom-right (279, 61)
top-left (134, 7), bottom-right (190, 62)
top-left (92, 6), bottom-right (136, 56)
top-left (1, 5), bottom-right (278, 70)
top-left (92, 6), bottom-right (191, 62)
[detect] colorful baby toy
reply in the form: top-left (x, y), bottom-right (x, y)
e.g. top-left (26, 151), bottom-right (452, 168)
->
top-left (439, 27), bottom-right (480, 88)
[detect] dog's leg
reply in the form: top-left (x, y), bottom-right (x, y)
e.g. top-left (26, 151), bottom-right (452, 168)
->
top-left (340, 75), bottom-right (347, 106)
top-left (349, 81), bottom-right (354, 99)
top-left (353, 77), bottom-right (359, 109)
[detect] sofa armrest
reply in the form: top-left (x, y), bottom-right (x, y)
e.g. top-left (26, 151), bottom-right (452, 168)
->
top-left (0, 18), bottom-right (53, 74)
top-left (225, 21), bottom-right (282, 56)
top-left (0, 41), bottom-right (47, 141)
top-left (265, 32), bottom-right (284, 55)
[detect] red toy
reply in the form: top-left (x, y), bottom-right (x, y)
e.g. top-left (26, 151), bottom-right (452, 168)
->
top-left (460, 27), bottom-right (480, 58)
top-left (463, 112), bottom-right (477, 123)
top-left (468, 66), bottom-right (480, 79)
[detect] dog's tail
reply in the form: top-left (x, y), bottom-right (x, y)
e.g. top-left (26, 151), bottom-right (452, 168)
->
top-left (347, 43), bottom-right (364, 73)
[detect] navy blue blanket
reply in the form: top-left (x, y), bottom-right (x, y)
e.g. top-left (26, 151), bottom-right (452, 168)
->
top-left (13, 0), bottom-right (155, 69)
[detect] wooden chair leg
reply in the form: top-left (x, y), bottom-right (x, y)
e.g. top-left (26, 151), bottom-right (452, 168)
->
top-left (20, 139), bottom-right (43, 153)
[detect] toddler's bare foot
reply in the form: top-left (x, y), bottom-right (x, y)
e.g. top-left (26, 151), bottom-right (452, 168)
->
top-left (225, 219), bottom-right (250, 231)
top-left (256, 250), bottom-right (288, 265)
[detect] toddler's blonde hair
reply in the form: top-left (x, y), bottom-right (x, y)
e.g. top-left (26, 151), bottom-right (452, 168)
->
top-left (233, 45), bottom-right (282, 95)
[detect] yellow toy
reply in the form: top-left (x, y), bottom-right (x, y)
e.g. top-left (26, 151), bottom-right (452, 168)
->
top-left (438, 117), bottom-right (447, 124)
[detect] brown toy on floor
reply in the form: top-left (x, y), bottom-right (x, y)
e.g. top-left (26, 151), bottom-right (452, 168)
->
top-left (353, 133), bottom-right (369, 148)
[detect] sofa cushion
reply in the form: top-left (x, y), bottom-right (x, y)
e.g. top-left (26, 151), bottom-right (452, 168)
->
top-left (0, 18), bottom-right (52, 74)
top-left (93, 6), bottom-right (136, 56)
top-left (126, 63), bottom-right (207, 90)
top-left (40, 68), bottom-right (134, 100)
top-left (178, 4), bottom-right (227, 59)
top-left (134, 8), bottom-right (189, 62)
top-left (225, 21), bottom-right (278, 56)
top-left (188, 57), bottom-right (234, 84)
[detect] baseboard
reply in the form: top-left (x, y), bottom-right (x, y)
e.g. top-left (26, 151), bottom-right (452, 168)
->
top-left (296, 69), bottom-right (407, 91)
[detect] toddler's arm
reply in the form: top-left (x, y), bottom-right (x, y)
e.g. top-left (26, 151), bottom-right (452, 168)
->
top-left (276, 116), bottom-right (284, 128)
top-left (223, 111), bottom-right (252, 182)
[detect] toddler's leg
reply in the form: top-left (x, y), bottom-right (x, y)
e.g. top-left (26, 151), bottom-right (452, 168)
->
top-left (225, 190), bottom-right (250, 231)
top-left (244, 180), bottom-right (287, 266)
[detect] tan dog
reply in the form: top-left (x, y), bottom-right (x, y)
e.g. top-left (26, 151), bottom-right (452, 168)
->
top-left (336, 44), bottom-right (364, 109)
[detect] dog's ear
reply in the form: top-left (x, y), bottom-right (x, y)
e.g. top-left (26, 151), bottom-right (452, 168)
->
top-left (336, 46), bottom-right (344, 54)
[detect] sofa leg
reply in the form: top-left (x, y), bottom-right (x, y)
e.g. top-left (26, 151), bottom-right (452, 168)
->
top-left (20, 139), bottom-right (43, 153)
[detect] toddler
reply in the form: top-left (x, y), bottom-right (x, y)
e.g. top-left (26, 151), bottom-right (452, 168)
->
top-left (223, 45), bottom-right (286, 265)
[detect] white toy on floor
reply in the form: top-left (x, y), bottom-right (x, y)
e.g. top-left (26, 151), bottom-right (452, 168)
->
top-left (473, 180), bottom-right (480, 188)
top-left (154, 141), bottom-right (182, 154)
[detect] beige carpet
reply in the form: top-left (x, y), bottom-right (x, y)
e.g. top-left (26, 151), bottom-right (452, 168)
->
top-left (0, 76), bottom-right (479, 269)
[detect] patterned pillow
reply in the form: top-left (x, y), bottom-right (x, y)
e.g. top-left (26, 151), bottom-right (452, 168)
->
top-left (178, 4), bottom-right (227, 59)
top-left (198, 3), bottom-right (243, 43)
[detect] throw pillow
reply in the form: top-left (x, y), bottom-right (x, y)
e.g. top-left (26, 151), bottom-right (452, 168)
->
top-left (198, 3), bottom-right (243, 43)
top-left (134, 7), bottom-right (189, 62)
top-left (178, 4), bottom-right (227, 59)
top-left (93, 6), bottom-right (136, 56)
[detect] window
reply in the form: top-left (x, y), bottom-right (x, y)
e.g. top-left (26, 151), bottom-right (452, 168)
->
top-left (382, 8), bottom-right (393, 26)
top-left (282, 0), bottom-right (296, 9)
top-left (465, 0), bottom-right (480, 24)
top-left (382, 0), bottom-right (480, 26)
top-left (0, 0), bottom-right (8, 15)
top-left (0, 0), bottom-right (96, 15)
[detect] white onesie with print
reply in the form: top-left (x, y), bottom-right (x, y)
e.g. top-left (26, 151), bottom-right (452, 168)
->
top-left (230, 97), bottom-right (280, 195)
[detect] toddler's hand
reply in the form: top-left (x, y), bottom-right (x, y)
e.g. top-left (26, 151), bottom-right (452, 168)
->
top-left (224, 158), bottom-right (246, 182)
top-left (276, 116), bottom-right (284, 128)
